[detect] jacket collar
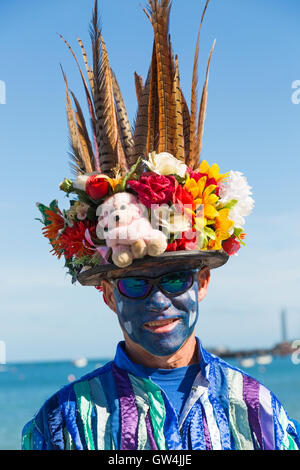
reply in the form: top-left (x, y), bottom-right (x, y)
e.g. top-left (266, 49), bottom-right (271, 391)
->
top-left (113, 337), bottom-right (212, 381)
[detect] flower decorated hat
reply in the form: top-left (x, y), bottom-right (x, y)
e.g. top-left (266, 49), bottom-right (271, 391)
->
top-left (37, 0), bottom-right (254, 286)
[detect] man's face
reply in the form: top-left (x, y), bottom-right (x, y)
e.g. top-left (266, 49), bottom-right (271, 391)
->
top-left (112, 267), bottom-right (201, 357)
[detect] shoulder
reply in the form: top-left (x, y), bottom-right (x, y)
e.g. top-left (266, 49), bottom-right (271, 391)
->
top-left (206, 352), bottom-right (300, 450)
top-left (22, 361), bottom-right (114, 450)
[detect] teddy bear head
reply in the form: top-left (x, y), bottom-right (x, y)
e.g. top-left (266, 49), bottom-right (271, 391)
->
top-left (96, 192), bottom-right (148, 240)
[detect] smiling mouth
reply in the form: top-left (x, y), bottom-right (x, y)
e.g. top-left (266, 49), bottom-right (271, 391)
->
top-left (143, 318), bottom-right (180, 334)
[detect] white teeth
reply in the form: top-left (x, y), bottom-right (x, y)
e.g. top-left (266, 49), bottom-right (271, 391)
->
top-left (146, 319), bottom-right (178, 327)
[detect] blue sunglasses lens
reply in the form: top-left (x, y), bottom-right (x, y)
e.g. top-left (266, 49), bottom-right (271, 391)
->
top-left (160, 272), bottom-right (194, 294)
top-left (117, 278), bottom-right (151, 299)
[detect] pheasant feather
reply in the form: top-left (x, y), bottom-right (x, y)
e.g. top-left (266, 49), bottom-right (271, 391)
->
top-left (147, 43), bottom-right (159, 155)
top-left (61, 67), bottom-right (87, 175)
top-left (134, 72), bottom-right (144, 106)
top-left (195, 40), bottom-right (216, 169)
top-left (70, 91), bottom-right (95, 173)
top-left (145, 0), bottom-right (176, 155)
top-left (187, 0), bottom-right (211, 167)
top-left (172, 56), bottom-right (184, 161)
top-left (132, 68), bottom-right (151, 164)
top-left (58, 33), bottom-right (100, 171)
top-left (77, 37), bottom-right (94, 96)
top-left (111, 69), bottom-right (134, 160)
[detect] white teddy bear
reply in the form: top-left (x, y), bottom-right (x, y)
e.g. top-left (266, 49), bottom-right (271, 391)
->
top-left (96, 192), bottom-right (168, 268)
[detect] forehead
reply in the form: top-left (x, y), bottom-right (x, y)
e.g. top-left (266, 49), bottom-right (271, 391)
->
top-left (100, 193), bottom-right (133, 212)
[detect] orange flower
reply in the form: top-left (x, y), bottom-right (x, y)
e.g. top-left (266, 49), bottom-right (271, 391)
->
top-left (42, 209), bottom-right (65, 258)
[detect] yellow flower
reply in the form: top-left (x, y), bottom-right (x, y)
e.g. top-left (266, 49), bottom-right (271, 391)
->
top-left (208, 209), bottom-right (234, 250)
top-left (184, 177), bottom-right (219, 220)
top-left (108, 177), bottom-right (122, 191)
top-left (199, 160), bottom-right (229, 183)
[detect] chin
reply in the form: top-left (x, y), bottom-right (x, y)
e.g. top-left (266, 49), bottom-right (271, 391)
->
top-left (141, 336), bottom-right (188, 358)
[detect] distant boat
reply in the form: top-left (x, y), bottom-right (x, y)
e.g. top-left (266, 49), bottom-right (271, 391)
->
top-left (256, 354), bottom-right (273, 365)
top-left (72, 357), bottom-right (88, 368)
top-left (239, 358), bottom-right (255, 368)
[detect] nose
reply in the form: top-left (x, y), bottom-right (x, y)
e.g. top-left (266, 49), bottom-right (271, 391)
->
top-left (146, 287), bottom-right (171, 313)
top-left (115, 215), bottom-right (120, 222)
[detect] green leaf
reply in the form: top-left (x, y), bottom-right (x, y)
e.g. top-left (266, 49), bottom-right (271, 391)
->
top-left (64, 258), bottom-right (79, 284)
top-left (49, 200), bottom-right (59, 211)
top-left (73, 188), bottom-right (98, 206)
top-left (234, 227), bottom-right (244, 238)
top-left (204, 226), bottom-right (216, 240)
top-left (222, 199), bottom-right (238, 210)
top-left (120, 156), bottom-right (143, 191)
top-left (233, 227), bottom-right (246, 246)
top-left (197, 232), bottom-right (207, 250)
top-left (73, 255), bottom-right (100, 268)
top-left (170, 174), bottom-right (187, 185)
top-left (36, 200), bottom-right (59, 226)
top-left (86, 207), bottom-right (97, 223)
top-left (113, 183), bottom-right (124, 193)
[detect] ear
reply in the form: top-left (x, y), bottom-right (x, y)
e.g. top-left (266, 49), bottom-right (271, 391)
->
top-left (197, 266), bottom-right (210, 302)
top-left (101, 279), bottom-right (117, 314)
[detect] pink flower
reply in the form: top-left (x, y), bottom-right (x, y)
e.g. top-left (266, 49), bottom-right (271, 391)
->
top-left (128, 173), bottom-right (177, 208)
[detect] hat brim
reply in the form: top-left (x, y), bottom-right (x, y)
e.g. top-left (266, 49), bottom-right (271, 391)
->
top-left (77, 250), bottom-right (229, 286)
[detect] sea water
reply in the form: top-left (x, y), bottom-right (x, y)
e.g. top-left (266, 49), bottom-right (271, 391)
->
top-left (0, 356), bottom-right (299, 450)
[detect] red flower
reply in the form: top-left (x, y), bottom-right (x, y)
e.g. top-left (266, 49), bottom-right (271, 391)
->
top-left (187, 168), bottom-right (203, 182)
top-left (59, 221), bottom-right (96, 259)
top-left (222, 236), bottom-right (241, 256)
top-left (86, 175), bottom-right (109, 201)
top-left (128, 173), bottom-right (177, 208)
top-left (172, 185), bottom-right (194, 212)
top-left (166, 229), bottom-right (198, 252)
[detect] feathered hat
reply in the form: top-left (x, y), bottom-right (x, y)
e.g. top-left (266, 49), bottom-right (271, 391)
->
top-left (37, 0), bottom-right (254, 286)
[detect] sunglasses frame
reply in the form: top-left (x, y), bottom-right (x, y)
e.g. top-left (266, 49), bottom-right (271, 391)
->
top-left (112, 270), bottom-right (198, 300)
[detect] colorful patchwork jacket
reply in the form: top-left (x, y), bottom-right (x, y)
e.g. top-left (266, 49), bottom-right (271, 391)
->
top-left (22, 339), bottom-right (300, 450)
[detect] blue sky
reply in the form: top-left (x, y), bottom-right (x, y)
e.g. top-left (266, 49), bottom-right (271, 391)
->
top-left (1, 0), bottom-right (300, 362)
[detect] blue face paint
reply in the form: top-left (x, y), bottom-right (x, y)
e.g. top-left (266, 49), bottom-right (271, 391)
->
top-left (113, 271), bottom-right (199, 357)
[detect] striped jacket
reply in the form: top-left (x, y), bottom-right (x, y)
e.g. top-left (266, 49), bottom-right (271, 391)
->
top-left (22, 340), bottom-right (300, 450)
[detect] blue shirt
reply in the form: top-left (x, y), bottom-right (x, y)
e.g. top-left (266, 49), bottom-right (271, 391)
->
top-left (116, 342), bottom-right (201, 417)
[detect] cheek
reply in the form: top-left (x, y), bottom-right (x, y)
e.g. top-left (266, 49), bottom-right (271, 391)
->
top-left (114, 291), bottom-right (142, 326)
top-left (189, 309), bottom-right (198, 328)
top-left (189, 290), bottom-right (197, 303)
top-left (124, 321), bottom-right (133, 335)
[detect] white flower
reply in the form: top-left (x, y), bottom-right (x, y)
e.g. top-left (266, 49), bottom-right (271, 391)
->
top-left (152, 205), bottom-right (192, 235)
top-left (219, 171), bottom-right (255, 228)
top-left (144, 152), bottom-right (187, 178)
top-left (73, 174), bottom-right (90, 191)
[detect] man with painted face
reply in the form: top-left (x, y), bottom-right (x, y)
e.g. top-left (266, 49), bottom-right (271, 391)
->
top-left (100, 266), bottom-right (209, 421)
top-left (22, 0), bottom-right (300, 452)
top-left (22, 263), bottom-right (300, 450)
